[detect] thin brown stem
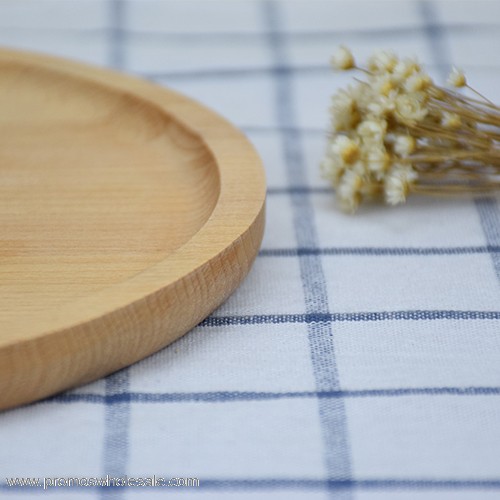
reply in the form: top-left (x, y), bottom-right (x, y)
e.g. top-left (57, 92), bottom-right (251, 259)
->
top-left (439, 87), bottom-right (500, 112)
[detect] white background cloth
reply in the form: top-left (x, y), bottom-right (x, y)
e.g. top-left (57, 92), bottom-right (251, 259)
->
top-left (1, 1), bottom-right (500, 499)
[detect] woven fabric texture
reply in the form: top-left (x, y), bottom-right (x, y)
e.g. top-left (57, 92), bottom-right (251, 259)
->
top-left (1, 1), bottom-right (500, 499)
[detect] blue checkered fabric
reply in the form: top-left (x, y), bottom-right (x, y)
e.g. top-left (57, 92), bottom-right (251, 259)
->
top-left (1, 1), bottom-right (500, 499)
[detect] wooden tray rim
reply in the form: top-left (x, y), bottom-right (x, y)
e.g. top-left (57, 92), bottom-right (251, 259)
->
top-left (0, 48), bottom-right (266, 345)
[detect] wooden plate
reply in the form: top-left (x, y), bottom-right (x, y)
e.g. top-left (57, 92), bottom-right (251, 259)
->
top-left (0, 49), bottom-right (266, 411)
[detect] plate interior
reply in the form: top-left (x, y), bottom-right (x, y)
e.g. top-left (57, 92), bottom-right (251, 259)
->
top-left (0, 62), bottom-right (219, 327)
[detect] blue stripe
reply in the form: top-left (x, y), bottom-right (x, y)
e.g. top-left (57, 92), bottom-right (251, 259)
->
top-left (243, 125), bottom-right (326, 135)
top-left (267, 186), bottom-right (333, 195)
top-left (200, 478), bottom-right (500, 490)
top-left (419, 0), bottom-right (450, 80)
top-left (263, 0), bottom-right (352, 494)
top-left (49, 386), bottom-right (500, 405)
top-left (101, 371), bottom-right (130, 500)
top-left (147, 62), bottom-right (457, 81)
top-left (109, 0), bottom-right (125, 70)
top-left (198, 478), bottom-right (500, 490)
top-left (102, 3), bottom-right (129, 499)
top-left (3, 22), bottom-right (499, 39)
top-left (200, 310), bottom-right (500, 326)
top-left (259, 245), bottom-right (500, 257)
top-left (475, 198), bottom-right (500, 282)
top-left (149, 64), bottom-right (330, 80)
top-left (127, 22), bottom-right (500, 41)
top-left (3, 478), bottom-right (500, 492)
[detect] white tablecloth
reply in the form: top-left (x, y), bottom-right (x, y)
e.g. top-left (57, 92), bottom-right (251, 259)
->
top-left (1, 1), bottom-right (500, 499)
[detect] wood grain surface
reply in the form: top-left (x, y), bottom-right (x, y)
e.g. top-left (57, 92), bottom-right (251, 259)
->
top-left (0, 49), bottom-right (266, 411)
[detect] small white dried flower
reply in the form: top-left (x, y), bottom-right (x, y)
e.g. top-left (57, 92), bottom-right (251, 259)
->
top-left (404, 73), bottom-right (432, 93)
top-left (330, 135), bottom-right (360, 164)
top-left (330, 88), bottom-right (359, 131)
top-left (337, 169), bottom-right (363, 213)
top-left (447, 67), bottom-right (466, 88)
top-left (357, 119), bottom-right (387, 144)
top-left (393, 58), bottom-right (421, 80)
top-left (441, 111), bottom-right (461, 129)
top-left (373, 74), bottom-right (397, 96)
top-left (384, 166), bottom-right (418, 205)
top-left (366, 146), bottom-right (391, 179)
top-left (367, 91), bottom-right (397, 117)
top-left (394, 94), bottom-right (428, 125)
top-left (320, 154), bottom-right (344, 185)
top-left (393, 135), bottom-right (416, 157)
top-left (368, 50), bottom-right (399, 73)
top-left (330, 46), bottom-right (355, 70)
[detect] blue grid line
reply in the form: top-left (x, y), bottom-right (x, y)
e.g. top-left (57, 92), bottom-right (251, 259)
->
top-left (243, 125), bottom-right (326, 134)
top-left (419, 0), bottom-right (450, 81)
top-left (200, 310), bottom-right (500, 327)
top-left (258, 245), bottom-right (500, 257)
top-left (102, 2), bottom-right (129, 499)
top-left (3, 478), bottom-right (500, 493)
top-left (263, 0), bottom-right (352, 493)
top-left (50, 387), bottom-right (500, 405)
top-left (148, 64), bottom-right (330, 80)
top-left (147, 63), bottom-right (457, 81)
top-left (102, 371), bottom-right (130, 480)
top-left (267, 186), bottom-right (333, 194)
top-left (121, 478), bottom-right (500, 490)
top-left (3, 22), bottom-right (499, 39)
top-left (109, 0), bottom-right (125, 70)
top-left (123, 22), bottom-right (500, 39)
top-left (476, 198), bottom-right (500, 283)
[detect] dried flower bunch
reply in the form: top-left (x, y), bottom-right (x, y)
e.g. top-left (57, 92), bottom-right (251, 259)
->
top-left (321, 46), bottom-right (500, 212)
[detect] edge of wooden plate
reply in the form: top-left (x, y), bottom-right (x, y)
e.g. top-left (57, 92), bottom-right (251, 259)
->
top-left (0, 48), bottom-right (266, 410)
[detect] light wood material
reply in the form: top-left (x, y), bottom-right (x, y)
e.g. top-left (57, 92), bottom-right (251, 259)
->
top-left (0, 49), bottom-right (266, 410)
